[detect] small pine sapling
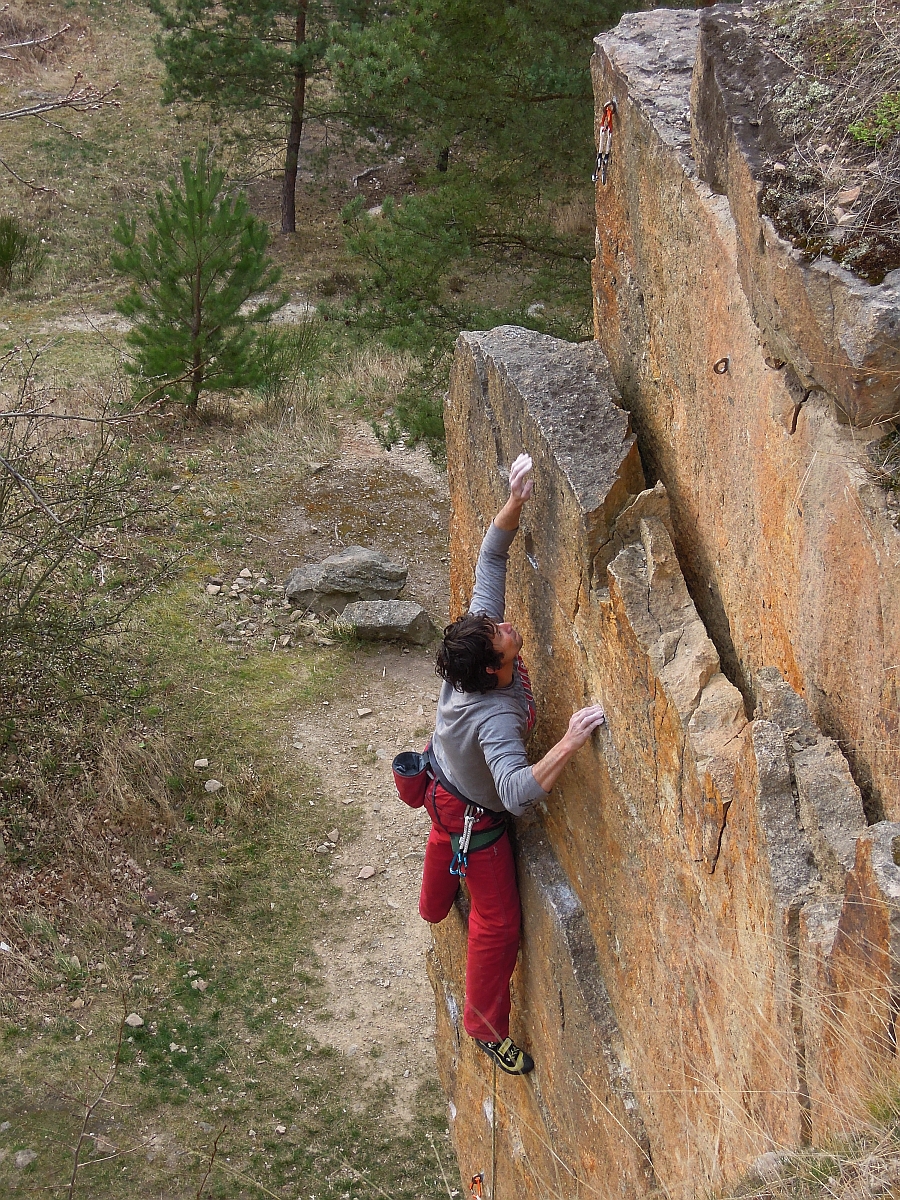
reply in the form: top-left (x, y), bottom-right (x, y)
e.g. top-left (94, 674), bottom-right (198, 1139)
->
top-left (112, 149), bottom-right (285, 412)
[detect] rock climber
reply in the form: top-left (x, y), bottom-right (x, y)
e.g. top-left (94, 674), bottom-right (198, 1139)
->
top-left (420, 452), bottom-right (606, 1075)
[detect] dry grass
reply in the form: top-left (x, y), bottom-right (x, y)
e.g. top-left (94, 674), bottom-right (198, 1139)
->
top-left (0, 3), bottom-right (86, 78)
top-left (866, 427), bottom-right (900, 495)
top-left (327, 341), bottom-right (419, 409)
top-left (549, 195), bottom-right (596, 238)
top-left (721, 1107), bottom-right (900, 1199)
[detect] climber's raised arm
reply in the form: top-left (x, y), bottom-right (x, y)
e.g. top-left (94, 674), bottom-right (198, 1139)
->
top-left (493, 453), bottom-right (534, 531)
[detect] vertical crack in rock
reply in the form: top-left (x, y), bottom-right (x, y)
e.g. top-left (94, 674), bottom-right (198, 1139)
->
top-left (785, 905), bottom-right (813, 1144)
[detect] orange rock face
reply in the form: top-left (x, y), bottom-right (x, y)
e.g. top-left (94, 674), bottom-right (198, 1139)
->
top-left (590, 9), bottom-right (900, 818)
top-left (435, 326), bottom-right (899, 1198)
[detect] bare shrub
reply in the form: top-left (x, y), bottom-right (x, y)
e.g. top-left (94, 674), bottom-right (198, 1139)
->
top-left (0, 6), bottom-right (75, 75)
top-left (0, 344), bottom-right (178, 986)
top-left (0, 345), bottom-right (167, 716)
top-left (756, 0), bottom-right (900, 283)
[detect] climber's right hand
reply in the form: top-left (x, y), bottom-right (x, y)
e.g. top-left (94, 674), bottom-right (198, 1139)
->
top-left (508, 453), bottom-right (534, 504)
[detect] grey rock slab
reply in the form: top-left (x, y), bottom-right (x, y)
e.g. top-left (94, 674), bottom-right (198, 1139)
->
top-left (754, 667), bottom-right (819, 748)
top-left (14, 1150), bottom-right (37, 1168)
top-left (595, 9), bottom-right (697, 160)
top-left (751, 720), bottom-right (818, 911)
top-left (456, 327), bottom-right (637, 524)
top-left (285, 546), bottom-right (408, 613)
top-left (755, 668), bottom-right (865, 889)
top-left (794, 741), bottom-right (866, 880)
top-left (341, 600), bottom-right (436, 645)
top-left (751, 1152), bottom-right (787, 1183)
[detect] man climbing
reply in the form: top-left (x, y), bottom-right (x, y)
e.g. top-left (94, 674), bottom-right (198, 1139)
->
top-left (420, 452), bottom-right (606, 1075)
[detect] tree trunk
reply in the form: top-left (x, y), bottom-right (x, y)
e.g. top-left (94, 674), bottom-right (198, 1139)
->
top-left (189, 263), bottom-right (203, 410)
top-left (281, 0), bottom-right (309, 235)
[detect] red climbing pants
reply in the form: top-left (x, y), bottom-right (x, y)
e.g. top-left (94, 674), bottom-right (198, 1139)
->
top-left (418, 783), bottom-right (521, 1042)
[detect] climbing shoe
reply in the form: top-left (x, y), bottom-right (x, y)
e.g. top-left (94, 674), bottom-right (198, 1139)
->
top-left (475, 1037), bottom-right (535, 1075)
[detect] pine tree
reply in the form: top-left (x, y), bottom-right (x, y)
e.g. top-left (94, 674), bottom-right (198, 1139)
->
top-left (149, 0), bottom-right (365, 233)
top-left (330, 0), bottom-right (619, 185)
top-left (329, 0), bottom-right (632, 342)
top-left (112, 149), bottom-right (283, 411)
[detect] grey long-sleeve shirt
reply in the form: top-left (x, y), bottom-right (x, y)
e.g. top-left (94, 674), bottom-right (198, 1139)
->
top-left (431, 522), bottom-right (549, 816)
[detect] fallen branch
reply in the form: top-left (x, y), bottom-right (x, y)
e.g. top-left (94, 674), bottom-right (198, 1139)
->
top-left (66, 998), bottom-right (128, 1200)
top-left (0, 75), bottom-right (119, 122)
top-left (0, 23), bottom-right (71, 59)
top-left (0, 154), bottom-right (56, 194)
top-left (195, 1125), bottom-right (227, 1200)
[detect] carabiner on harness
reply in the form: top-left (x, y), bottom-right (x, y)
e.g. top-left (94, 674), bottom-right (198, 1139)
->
top-left (592, 99), bottom-right (617, 186)
top-left (449, 804), bottom-right (478, 879)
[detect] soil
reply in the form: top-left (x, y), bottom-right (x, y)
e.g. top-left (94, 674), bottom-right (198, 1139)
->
top-left (278, 423), bottom-right (450, 1118)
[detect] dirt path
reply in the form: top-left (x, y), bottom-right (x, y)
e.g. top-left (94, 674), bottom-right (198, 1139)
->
top-left (284, 424), bottom-right (450, 1117)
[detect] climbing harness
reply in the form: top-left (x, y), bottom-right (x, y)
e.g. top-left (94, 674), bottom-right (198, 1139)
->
top-left (425, 747), bottom-right (507, 877)
top-left (450, 804), bottom-right (479, 877)
top-left (592, 99), bottom-right (617, 185)
top-left (425, 656), bottom-right (531, 877)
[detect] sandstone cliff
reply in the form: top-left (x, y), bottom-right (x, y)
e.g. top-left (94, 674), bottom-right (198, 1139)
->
top-left (429, 7), bottom-right (900, 1198)
top-left (591, 6), bottom-right (900, 817)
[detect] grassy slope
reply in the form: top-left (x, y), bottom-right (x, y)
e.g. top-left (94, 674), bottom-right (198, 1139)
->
top-left (0, 417), bottom-right (451, 1199)
top-left (0, 2), bottom-right (449, 1197)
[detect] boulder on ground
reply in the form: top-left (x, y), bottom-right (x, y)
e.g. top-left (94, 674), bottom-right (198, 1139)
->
top-left (284, 546), bottom-right (407, 613)
top-left (341, 600), bottom-right (435, 645)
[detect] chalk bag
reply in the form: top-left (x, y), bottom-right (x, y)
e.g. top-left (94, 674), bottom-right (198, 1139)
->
top-left (392, 750), bottom-right (431, 809)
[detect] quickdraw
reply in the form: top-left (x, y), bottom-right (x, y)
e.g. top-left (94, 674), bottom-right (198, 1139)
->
top-left (449, 804), bottom-right (478, 878)
top-left (592, 99), bottom-right (617, 186)
top-left (470, 1172), bottom-right (484, 1199)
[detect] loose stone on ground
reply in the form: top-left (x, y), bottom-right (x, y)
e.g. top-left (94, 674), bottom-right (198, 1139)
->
top-left (342, 600), bottom-right (436, 645)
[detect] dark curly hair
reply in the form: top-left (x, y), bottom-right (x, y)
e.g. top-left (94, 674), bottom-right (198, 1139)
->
top-left (435, 612), bottom-right (502, 693)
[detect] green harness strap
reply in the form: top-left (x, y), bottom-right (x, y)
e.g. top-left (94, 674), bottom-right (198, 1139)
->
top-left (449, 824), bottom-right (505, 856)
